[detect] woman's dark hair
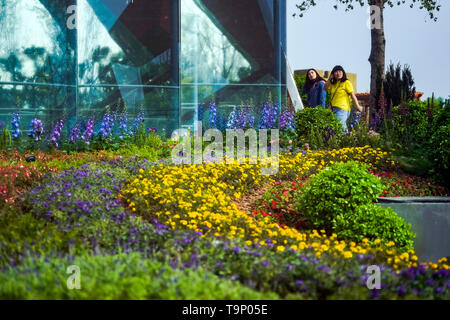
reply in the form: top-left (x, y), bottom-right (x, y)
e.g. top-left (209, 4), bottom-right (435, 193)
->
top-left (330, 65), bottom-right (348, 84)
top-left (304, 68), bottom-right (326, 90)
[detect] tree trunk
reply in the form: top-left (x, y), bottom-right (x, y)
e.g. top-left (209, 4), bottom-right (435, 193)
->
top-left (368, 0), bottom-right (386, 125)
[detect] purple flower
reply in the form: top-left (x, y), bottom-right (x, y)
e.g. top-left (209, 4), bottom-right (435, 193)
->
top-left (118, 112), bottom-right (128, 138)
top-left (69, 123), bottom-right (80, 143)
top-left (81, 119), bottom-right (94, 144)
top-left (285, 263), bottom-right (294, 271)
top-left (130, 112), bottom-right (144, 135)
top-left (397, 285), bottom-right (407, 297)
top-left (280, 110), bottom-right (295, 131)
top-left (295, 280), bottom-right (304, 286)
top-left (317, 265), bottom-right (331, 274)
top-left (259, 102), bottom-right (279, 129)
top-left (260, 261), bottom-right (270, 267)
top-left (209, 102), bottom-right (218, 129)
top-left (50, 119), bottom-right (64, 148)
top-left (29, 118), bottom-right (44, 141)
top-left (426, 279), bottom-right (435, 287)
top-left (99, 113), bottom-right (114, 138)
top-left (370, 289), bottom-right (380, 299)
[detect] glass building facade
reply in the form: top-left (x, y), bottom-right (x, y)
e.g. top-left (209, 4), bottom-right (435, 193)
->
top-left (0, 0), bottom-right (286, 133)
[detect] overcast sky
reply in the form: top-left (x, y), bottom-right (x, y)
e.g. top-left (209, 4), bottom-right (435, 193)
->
top-left (286, 0), bottom-right (450, 100)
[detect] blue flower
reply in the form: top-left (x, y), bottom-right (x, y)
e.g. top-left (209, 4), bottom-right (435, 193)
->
top-left (209, 102), bottom-right (218, 129)
top-left (11, 112), bottom-right (21, 138)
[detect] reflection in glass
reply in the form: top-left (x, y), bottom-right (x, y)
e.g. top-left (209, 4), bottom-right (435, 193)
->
top-left (77, 0), bottom-right (179, 132)
top-left (181, 0), bottom-right (287, 127)
top-left (0, 0), bottom-right (76, 85)
top-left (0, 0), bottom-right (287, 133)
top-left (78, 0), bottom-right (176, 86)
top-left (0, 84), bottom-right (76, 133)
top-left (77, 86), bottom-right (179, 133)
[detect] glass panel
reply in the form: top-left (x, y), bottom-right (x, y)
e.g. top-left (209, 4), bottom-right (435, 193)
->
top-left (0, 0), bottom-right (76, 85)
top-left (0, 83), bottom-right (76, 134)
top-left (77, 85), bottom-right (179, 134)
top-left (181, 0), bottom-right (286, 127)
top-left (78, 0), bottom-right (178, 86)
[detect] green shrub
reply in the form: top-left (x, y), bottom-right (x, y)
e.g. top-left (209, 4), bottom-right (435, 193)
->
top-left (0, 253), bottom-right (278, 299)
top-left (0, 206), bottom-right (78, 267)
top-left (341, 122), bottom-right (383, 149)
top-left (334, 204), bottom-right (415, 250)
top-left (294, 108), bottom-right (342, 149)
top-left (390, 101), bottom-right (431, 145)
top-left (431, 102), bottom-right (450, 134)
top-left (429, 125), bottom-right (450, 187)
top-left (295, 161), bottom-right (384, 231)
top-left (294, 161), bottom-right (416, 250)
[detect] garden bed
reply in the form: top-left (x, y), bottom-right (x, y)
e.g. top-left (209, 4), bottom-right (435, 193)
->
top-left (1, 146), bottom-right (449, 300)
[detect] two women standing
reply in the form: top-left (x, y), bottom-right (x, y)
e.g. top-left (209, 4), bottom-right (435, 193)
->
top-left (302, 65), bottom-right (363, 132)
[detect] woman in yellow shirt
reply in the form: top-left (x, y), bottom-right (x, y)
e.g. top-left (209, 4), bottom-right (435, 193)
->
top-left (324, 65), bottom-right (363, 132)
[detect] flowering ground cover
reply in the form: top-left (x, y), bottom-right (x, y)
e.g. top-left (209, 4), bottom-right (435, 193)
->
top-left (1, 143), bottom-right (448, 300)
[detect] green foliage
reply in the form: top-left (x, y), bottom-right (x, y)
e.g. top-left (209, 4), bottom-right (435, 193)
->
top-left (0, 253), bottom-right (276, 299)
top-left (0, 128), bottom-right (12, 150)
top-left (294, 73), bottom-right (308, 106)
top-left (394, 101), bottom-right (428, 140)
top-left (384, 63), bottom-right (416, 108)
top-left (0, 206), bottom-right (76, 267)
top-left (334, 204), bottom-right (415, 250)
top-left (294, 161), bottom-right (416, 250)
top-left (294, 108), bottom-right (342, 148)
top-left (293, 1), bottom-right (441, 21)
top-left (295, 161), bottom-right (384, 231)
top-left (432, 102), bottom-right (450, 134)
top-left (429, 125), bottom-right (450, 187)
top-left (134, 121), bottom-right (147, 148)
top-left (341, 122), bottom-right (383, 149)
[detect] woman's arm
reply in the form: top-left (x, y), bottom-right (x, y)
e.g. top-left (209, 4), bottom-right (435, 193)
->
top-left (350, 92), bottom-right (363, 112)
top-left (318, 81), bottom-right (326, 108)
